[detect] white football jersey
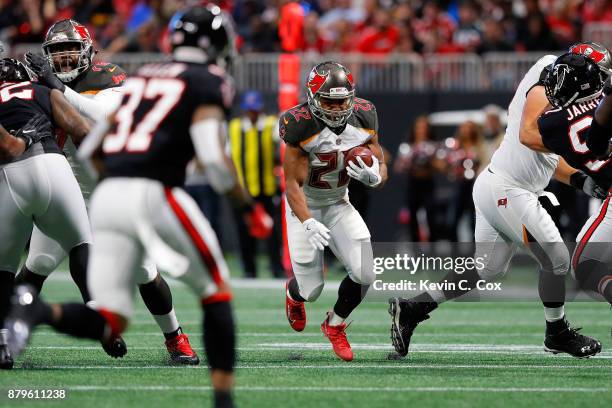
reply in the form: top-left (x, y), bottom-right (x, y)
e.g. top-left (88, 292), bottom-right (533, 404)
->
top-left (280, 99), bottom-right (378, 207)
top-left (489, 55), bottom-right (559, 192)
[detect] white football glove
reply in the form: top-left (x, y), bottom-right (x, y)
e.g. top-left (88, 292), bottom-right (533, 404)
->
top-left (302, 218), bottom-right (330, 251)
top-left (346, 155), bottom-right (382, 187)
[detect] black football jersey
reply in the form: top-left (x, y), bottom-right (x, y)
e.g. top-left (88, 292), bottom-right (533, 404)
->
top-left (538, 97), bottom-right (612, 189)
top-left (0, 81), bottom-right (61, 164)
top-left (68, 62), bottom-right (127, 94)
top-left (102, 62), bottom-right (232, 186)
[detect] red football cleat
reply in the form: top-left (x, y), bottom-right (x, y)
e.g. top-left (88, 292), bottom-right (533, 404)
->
top-left (165, 333), bottom-right (200, 365)
top-left (321, 312), bottom-right (353, 362)
top-left (286, 280), bottom-right (306, 332)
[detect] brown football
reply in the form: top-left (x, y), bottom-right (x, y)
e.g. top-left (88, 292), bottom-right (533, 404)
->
top-left (344, 146), bottom-right (374, 168)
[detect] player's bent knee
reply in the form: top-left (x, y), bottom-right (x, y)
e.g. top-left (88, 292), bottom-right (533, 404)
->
top-left (203, 301), bottom-right (235, 372)
top-left (301, 282), bottom-right (324, 302)
top-left (25, 253), bottom-right (61, 277)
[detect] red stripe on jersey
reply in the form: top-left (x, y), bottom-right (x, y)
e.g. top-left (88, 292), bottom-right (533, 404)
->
top-left (164, 187), bottom-right (223, 286)
top-left (573, 195), bottom-right (610, 270)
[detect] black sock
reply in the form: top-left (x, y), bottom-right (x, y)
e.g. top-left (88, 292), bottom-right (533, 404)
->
top-left (68, 243), bottom-right (91, 303)
top-left (0, 271), bottom-right (15, 328)
top-left (203, 301), bottom-right (235, 372)
top-left (287, 277), bottom-right (306, 302)
top-left (164, 327), bottom-right (182, 341)
top-left (539, 268), bottom-right (566, 305)
top-left (546, 317), bottom-right (569, 336)
top-left (138, 274), bottom-right (174, 316)
top-left (333, 276), bottom-right (368, 319)
top-left (14, 267), bottom-right (46, 294)
top-left (50, 303), bottom-right (107, 340)
top-left (213, 390), bottom-right (234, 408)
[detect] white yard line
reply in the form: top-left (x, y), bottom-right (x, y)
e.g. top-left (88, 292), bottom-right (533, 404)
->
top-left (23, 364), bottom-right (612, 370)
top-left (53, 385), bottom-right (612, 393)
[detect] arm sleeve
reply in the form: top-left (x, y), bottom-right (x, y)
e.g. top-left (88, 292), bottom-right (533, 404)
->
top-left (189, 118), bottom-right (235, 193)
top-left (63, 86), bottom-right (122, 122)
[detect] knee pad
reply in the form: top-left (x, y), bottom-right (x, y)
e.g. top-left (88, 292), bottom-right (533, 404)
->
top-left (300, 281), bottom-right (324, 302)
top-left (549, 247), bottom-right (570, 276)
top-left (135, 261), bottom-right (159, 285)
top-left (25, 253), bottom-right (61, 277)
top-left (476, 264), bottom-right (507, 281)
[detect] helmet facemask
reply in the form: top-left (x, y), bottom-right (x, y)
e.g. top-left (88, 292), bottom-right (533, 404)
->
top-left (308, 91), bottom-right (355, 128)
top-left (42, 40), bottom-right (92, 83)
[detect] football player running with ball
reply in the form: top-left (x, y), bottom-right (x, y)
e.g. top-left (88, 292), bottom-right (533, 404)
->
top-left (282, 62), bottom-right (387, 361)
top-left (18, 19), bottom-right (199, 364)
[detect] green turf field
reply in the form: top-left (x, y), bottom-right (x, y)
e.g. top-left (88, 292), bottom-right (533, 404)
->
top-left (2, 270), bottom-right (611, 408)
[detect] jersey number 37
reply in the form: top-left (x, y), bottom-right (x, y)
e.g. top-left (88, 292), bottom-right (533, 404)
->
top-left (104, 77), bottom-right (185, 153)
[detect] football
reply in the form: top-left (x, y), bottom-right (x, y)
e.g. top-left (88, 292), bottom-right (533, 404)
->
top-left (344, 145), bottom-right (374, 168)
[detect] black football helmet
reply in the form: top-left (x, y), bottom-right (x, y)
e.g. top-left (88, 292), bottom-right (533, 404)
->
top-left (306, 61), bottom-right (355, 128)
top-left (42, 19), bottom-right (94, 83)
top-left (168, 5), bottom-right (236, 68)
top-left (543, 53), bottom-right (604, 108)
top-left (0, 58), bottom-right (33, 83)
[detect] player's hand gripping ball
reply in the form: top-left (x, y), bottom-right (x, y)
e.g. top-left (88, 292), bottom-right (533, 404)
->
top-left (345, 146), bottom-right (381, 187)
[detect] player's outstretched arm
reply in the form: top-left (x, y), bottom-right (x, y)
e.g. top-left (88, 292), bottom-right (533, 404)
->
top-left (519, 85), bottom-right (552, 153)
top-left (366, 134), bottom-right (388, 188)
top-left (283, 144), bottom-right (312, 223)
top-left (554, 158), bottom-right (608, 199)
top-left (0, 124), bottom-right (26, 159)
top-left (63, 87), bottom-right (123, 122)
top-left (50, 89), bottom-right (92, 143)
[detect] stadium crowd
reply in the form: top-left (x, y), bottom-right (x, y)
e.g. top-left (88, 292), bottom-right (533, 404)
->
top-left (2, 0), bottom-right (611, 55)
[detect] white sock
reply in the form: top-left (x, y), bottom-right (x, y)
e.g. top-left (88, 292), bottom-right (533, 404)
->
top-left (0, 329), bottom-right (7, 346)
top-left (544, 306), bottom-right (565, 322)
top-left (328, 312), bottom-right (345, 326)
top-left (154, 308), bottom-right (180, 334)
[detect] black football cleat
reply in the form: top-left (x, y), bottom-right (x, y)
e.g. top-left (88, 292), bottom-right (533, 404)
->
top-left (5, 285), bottom-right (41, 358)
top-left (544, 320), bottom-right (602, 358)
top-left (0, 344), bottom-right (13, 370)
top-left (101, 336), bottom-right (128, 358)
top-left (388, 297), bottom-right (432, 357)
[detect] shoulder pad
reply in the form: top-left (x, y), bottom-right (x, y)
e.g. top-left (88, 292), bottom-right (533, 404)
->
top-left (279, 103), bottom-right (321, 146)
top-left (73, 63), bottom-right (127, 93)
top-left (351, 98), bottom-right (378, 134)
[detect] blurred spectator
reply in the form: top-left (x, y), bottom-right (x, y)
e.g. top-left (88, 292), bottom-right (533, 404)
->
top-left (452, 0), bottom-right (482, 52)
top-left (482, 104), bottom-right (505, 164)
top-left (394, 115), bottom-right (439, 242)
top-left (319, 0), bottom-right (365, 28)
top-left (582, 0), bottom-right (612, 23)
top-left (228, 91), bottom-right (284, 279)
top-left (546, 0), bottom-right (580, 48)
top-left (476, 18), bottom-right (514, 53)
top-left (356, 9), bottom-right (400, 54)
top-left (413, 1), bottom-right (456, 51)
top-left (519, 13), bottom-right (559, 51)
top-left (437, 121), bottom-right (486, 241)
top-left (302, 11), bottom-right (328, 53)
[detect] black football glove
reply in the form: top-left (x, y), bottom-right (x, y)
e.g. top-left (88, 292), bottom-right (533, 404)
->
top-left (13, 114), bottom-right (54, 149)
top-left (25, 52), bottom-right (65, 92)
top-left (570, 170), bottom-right (608, 199)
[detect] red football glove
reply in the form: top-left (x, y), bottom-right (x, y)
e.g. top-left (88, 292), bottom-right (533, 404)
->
top-left (246, 202), bottom-right (273, 239)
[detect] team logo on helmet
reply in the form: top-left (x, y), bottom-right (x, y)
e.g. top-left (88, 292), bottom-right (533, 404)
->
top-left (307, 71), bottom-right (328, 95)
